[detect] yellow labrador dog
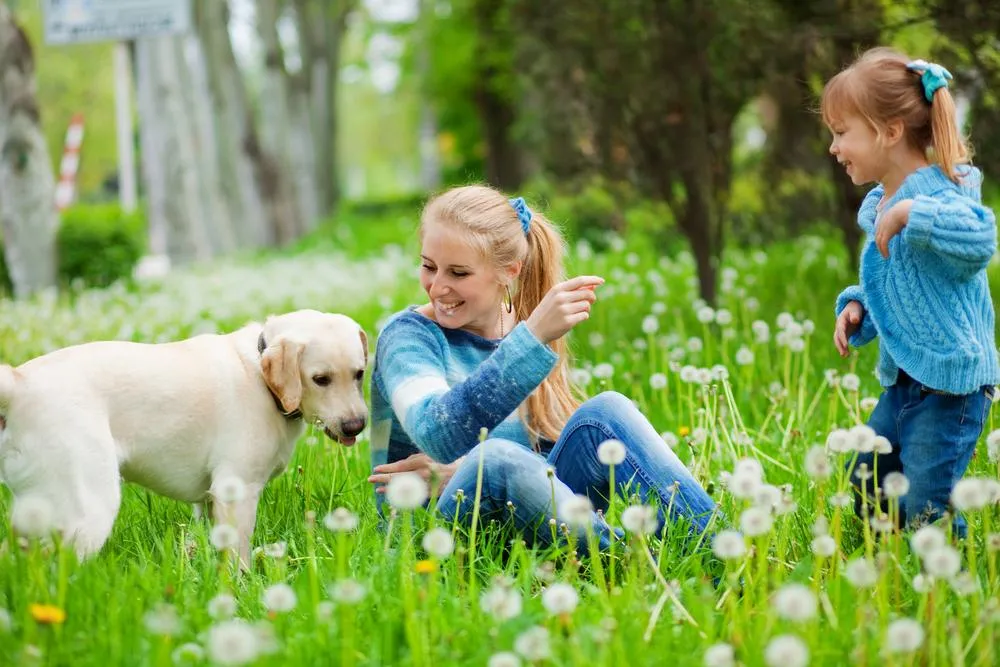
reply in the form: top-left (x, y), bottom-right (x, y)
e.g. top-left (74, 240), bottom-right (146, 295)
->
top-left (0, 309), bottom-right (368, 566)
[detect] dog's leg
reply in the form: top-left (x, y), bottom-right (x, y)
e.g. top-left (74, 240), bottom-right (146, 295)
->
top-left (9, 424), bottom-right (122, 561)
top-left (211, 484), bottom-right (262, 572)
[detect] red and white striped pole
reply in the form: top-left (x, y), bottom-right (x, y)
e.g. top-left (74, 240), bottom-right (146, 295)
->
top-left (55, 112), bottom-right (85, 211)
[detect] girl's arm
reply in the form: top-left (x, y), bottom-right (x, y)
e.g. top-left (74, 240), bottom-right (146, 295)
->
top-left (835, 286), bottom-right (878, 347)
top-left (374, 314), bottom-right (557, 463)
top-left (903, 192), bottom-right (997, 280)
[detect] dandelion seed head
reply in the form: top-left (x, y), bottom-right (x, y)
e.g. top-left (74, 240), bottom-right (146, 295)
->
top-left (841, 373), bottom-right (861, 392)
top-left (850, 424), bottom-right (877, 452)
top-left (210, 524), bottom-right (240, 551)
top-left (213, 476), bottom-right (247, 504)
top-left (882, 472), bottom-right (909, 498)
top-left (597, 439), bottom-right (627, 465)
top-left (704, 642), bottom-right (735, 667)
top-left (480, 584), bottom-right (522, 621)
top-left (559, 494), bottom-right (594, 529)
top-left (923, 545), bottom-right (962, 579)
top-left (910, 525), bottom-right (946, 557)
top-left (208, 594), bottom-right (238, 620)
top-left (541, 583), bottom-right (579, 616)
top-left (207, 619), bottom-right (259, 666)
top-left (328, 579), bottom-right (367, 604)
top-left (488, 651), bottom-right (522, 667)
top-left (951, 478), bottom-right (989, 511)
top-left (844, 558), bottom-right (878, 588)
top-left (712, 530), bottom-right (747, 560)
top-left (740, 507), bottom-right (774, 537)
top-left (772, 584), bottom-right (818, 622)
top-left (10, 496), bottom-right (54, 538)
top-left (764, 634), bottom-right (809, 667)
top-left (323, 507), bottom-right (359, 532)
top-left (804, 446), bottom-right (832, 479)
top-left (885, 618), bottom-right (925, 654)
top-left (811, 534), bottom-right (837, 557)
top-left (386, 472), bottom-right (429, 510)
top-left (261, 583), bottom-right (297, 613)
top-left (143, 603), bottom-right (182, 636)
top-left (621, 505), bottom-right (659, 535)
top-left (513, 626), bottom-right (551, 662)
top-left (421, 527), bottom-right (455, 559)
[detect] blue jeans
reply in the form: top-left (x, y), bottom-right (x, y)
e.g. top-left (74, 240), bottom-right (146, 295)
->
top-left (847, 370), bottom-right (993, 538)
top-left (434, 392), bottom-right (719, 549)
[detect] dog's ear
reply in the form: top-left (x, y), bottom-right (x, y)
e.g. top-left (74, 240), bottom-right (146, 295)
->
top-left (358, 327), bottom-right (369, 367)
top-left (261, 337), bottom-right (304, 413)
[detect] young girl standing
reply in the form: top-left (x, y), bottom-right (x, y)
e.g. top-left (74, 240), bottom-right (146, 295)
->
top-left (824, 47), bottom-right (999, 537)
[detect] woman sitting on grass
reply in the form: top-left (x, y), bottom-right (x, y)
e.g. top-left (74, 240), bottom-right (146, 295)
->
top-left (366, 184), bottom-right (718, 549)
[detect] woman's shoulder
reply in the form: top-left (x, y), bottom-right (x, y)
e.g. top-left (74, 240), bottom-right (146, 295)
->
top-left (376, 306), bottom-right (448, 351)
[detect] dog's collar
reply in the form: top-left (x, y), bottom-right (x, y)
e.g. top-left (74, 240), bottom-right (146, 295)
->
top-left (258, 331), bottom-right (303, 421)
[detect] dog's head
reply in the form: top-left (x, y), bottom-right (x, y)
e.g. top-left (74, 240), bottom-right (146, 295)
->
top-left (259, 310), bottom-right (369, 445)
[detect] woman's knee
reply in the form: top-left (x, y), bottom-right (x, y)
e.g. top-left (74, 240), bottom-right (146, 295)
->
top-left (579, 391), bottom-right (637, 421)
top-left (471, 438), bottom-right (541, 476)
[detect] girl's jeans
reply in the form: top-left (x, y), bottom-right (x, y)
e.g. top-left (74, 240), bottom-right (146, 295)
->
top-left (433, 392), bottom-right (719, 549)
top-left (847, 370), bottom-right (993, 538)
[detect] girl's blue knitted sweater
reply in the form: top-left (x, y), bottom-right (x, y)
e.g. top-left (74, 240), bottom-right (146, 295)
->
top-left (369, 307), bottom-right (558, 469)
top-left (836, 164), bottom-right (1000, 394)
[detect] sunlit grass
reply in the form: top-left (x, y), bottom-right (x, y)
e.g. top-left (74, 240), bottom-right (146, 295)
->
top-left (1, 226), bottom-right (999, 666)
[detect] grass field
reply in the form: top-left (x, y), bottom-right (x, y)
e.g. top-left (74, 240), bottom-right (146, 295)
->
top-left (1, 216), bottom-right (999, 667)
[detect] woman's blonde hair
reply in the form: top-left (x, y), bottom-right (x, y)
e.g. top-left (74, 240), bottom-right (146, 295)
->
top-left (420, 185), bottom-right (581, 444)
top-left (820, 47), bottom-right (970, 182)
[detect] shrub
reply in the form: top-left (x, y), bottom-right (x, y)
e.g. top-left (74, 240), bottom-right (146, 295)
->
top-left (0, 202), bottom-right (146, 295)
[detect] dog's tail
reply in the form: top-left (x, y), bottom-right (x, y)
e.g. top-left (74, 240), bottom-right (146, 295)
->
top-left (0, 364), bottom-right (15, 413)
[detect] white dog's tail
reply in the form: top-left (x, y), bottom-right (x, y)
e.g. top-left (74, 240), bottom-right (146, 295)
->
top-left (0, 364), bottom-right (15, 413)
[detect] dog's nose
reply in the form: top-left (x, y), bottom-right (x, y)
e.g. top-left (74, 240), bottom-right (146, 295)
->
top-left (341, 417), bottom-right (366, 437)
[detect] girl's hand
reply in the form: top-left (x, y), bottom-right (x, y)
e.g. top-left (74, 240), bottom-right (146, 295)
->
top-left (876, 199), bottom-right (914, 258)
top-left (368, 453), bottom-right (461, 497)
top-left (834, 300), bottom-right (864, 357)
top-left (525, 276), bottom-right (604, 344)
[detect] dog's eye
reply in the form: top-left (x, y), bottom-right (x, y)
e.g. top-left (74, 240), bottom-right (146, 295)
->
top-left (354, 370), bottom-right (364, 382)
top-left (312, 375), bottom-right (331, 387)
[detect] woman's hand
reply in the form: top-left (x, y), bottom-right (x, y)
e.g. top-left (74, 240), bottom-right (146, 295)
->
top-left (368, 453), bottom-right (461, 497)
top-left (525, 275), bottom-right (604, 344)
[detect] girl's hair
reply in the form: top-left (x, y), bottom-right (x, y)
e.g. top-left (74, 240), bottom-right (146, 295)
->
top-left (420, 185), bottom-right (581, 444)
top-left (820, 47), bottom-right (970, 182)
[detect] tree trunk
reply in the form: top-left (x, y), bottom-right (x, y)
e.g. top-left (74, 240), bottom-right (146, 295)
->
top-left (255, 0), bottom-right (305, 242)
top-left (193, 0), bottom-right (268, 248)
top-left (0, 6), bottom-right (57, 298)
top-left (178, 33), bottom-right (236, 254)
top-left (135, 36), bottom-right (213, 264)
top-left (293, 0), bottom-right (354, 216)
top-left (470, 0), bottom-right (522, 191)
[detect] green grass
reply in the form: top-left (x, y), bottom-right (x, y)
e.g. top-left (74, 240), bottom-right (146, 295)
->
top-left (1, 222), bottom-right (999, 666)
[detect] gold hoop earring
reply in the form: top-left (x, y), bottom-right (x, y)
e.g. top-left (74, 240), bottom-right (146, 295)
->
top-left (503, 284), bottom-right (513, 314)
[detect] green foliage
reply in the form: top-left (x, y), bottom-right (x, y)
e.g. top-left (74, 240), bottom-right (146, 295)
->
top-left (0, 204), bottom-right (145, 295)
top-left (55, 203), bottom-right (145, 288)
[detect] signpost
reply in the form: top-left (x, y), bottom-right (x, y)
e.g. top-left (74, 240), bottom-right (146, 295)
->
top-left (40, 0), bottom-right (192, 215)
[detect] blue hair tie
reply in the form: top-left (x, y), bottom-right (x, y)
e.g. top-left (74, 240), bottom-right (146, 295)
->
top-left (508, 197), bottom-right (532, 235)
top-left (906, 59), bottom-right (952, 102)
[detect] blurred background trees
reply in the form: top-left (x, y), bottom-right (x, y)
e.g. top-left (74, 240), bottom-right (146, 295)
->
top-left (1, 0), bottom-right (999, 302)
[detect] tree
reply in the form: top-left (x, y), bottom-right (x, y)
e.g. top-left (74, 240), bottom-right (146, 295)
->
top-left (515, 0), bottom-right (774, 304)
top-left (0, 3), bottom-right (57, 297)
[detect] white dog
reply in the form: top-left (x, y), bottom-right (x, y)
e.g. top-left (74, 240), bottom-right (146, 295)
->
top-left (0, 309), bottom-right (368, 566)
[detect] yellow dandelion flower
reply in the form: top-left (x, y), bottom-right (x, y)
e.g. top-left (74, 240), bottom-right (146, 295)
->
top-left (678, 426), bottom-right (691, 437)
top-left (30, 603), bottom-right (66, 625)
top-left (415, 559), bottom-right (438, 574)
